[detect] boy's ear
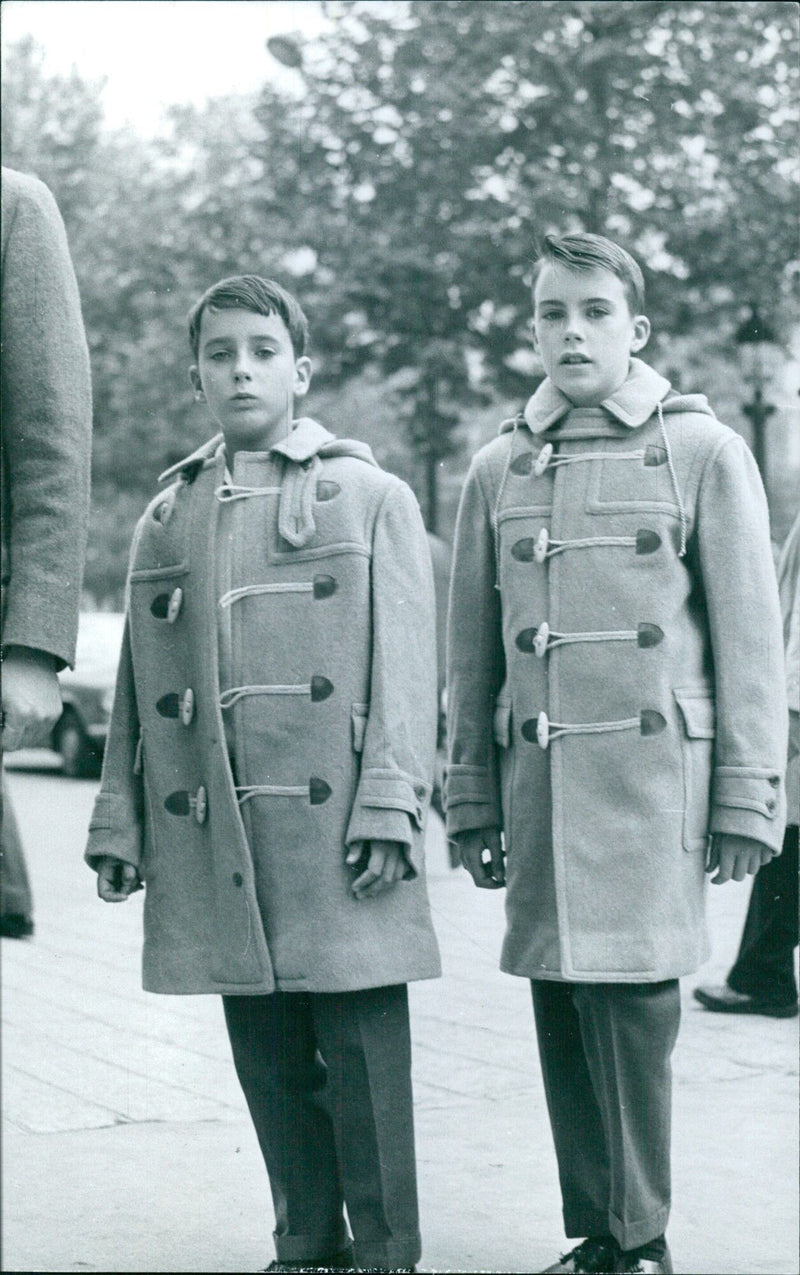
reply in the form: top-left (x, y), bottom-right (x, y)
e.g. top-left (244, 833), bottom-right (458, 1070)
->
top-left (294, 356), bottom-right (312, 399)
top-left (631, 315), bottom-right (651, 353)
top-left (189, 365), bottom-right (205, 399)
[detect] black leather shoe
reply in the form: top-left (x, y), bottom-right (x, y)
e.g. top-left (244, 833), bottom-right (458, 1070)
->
top-left (264, 1248), bottom-right (355, 1272)
top-left (542, 1236), bottom-right (619, 1272)
top-left (616, 1241), bottom-right (673, 1273)
top-left (693, 983), bottom-right (798, 1018)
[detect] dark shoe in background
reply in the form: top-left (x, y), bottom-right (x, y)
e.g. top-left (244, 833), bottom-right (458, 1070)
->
top-left (0, 913), bottom-right (34, 939)
top-left (693, 983), bottom-right (798, 1018)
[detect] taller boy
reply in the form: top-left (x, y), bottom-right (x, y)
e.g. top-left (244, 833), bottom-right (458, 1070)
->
top-left (87, 276), bottom-right (440, 1273)
top-left (446, 234), bottom-right (787, 1274)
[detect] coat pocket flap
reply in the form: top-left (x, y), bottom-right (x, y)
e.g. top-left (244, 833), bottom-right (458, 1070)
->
top-left (674, 687), bottom-right (715, 739)
top-left (351, 703), bottom-right (370, 753)
top-left (493, 696), bottom-right (513, 748)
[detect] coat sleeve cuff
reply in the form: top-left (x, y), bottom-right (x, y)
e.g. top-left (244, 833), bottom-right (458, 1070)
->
top-left (443, 763), bottom-right (501, 836)
top-left (345, 769), bottom-right (431, 874)
top-left (710, 766), bottom-right (786, 855)
top-left (85, 791), bottom-right (143, 871)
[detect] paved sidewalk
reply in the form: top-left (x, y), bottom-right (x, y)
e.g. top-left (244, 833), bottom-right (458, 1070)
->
top-left (2, 765), bottom-right (798, 1274)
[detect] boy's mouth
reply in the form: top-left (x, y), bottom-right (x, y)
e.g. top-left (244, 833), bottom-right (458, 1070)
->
top-left (560, 353), bottom-right (592, 365)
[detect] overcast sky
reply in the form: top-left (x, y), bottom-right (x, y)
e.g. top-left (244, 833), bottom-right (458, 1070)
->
top-left (1, 0), bottom-right (327, 132)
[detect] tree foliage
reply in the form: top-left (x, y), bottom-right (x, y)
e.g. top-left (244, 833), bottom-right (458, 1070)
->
top-left (2, 2), bottom-right (797, 596)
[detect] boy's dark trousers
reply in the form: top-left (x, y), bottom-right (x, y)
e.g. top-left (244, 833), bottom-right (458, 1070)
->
top-left (531, 978), bottom-right (681, 1251)
top-left (223, 983), bottom-right (421, 1271)
top-left (727, 824), bottom-right (799, 1006)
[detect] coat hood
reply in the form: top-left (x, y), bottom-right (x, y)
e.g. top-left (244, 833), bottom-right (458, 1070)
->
top-left (159, 417), bottom-right (379, 548)
top-left (503, 357), bottom-right (716, 436)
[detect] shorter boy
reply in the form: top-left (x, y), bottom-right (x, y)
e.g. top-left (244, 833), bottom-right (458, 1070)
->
top-left (86, 276), bottom-right (441, 1273)
top-left (446, 234), bottom-right (787, 1274)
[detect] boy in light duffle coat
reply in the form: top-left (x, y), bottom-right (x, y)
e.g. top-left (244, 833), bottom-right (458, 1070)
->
top-left (86, 275), bottom-right (441, 1274)
top-left (445, 233), bottom-right (787, 1275)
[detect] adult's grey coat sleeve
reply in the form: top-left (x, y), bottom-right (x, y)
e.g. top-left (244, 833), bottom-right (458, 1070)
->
top-left (344, 480), bottom-right (438, 873)
top-left (445, 455), bottom-right (506, 838)
top-left (696, 434), bottom-right (788, 853)
top-left (1, 169), bottom-right (92, 669)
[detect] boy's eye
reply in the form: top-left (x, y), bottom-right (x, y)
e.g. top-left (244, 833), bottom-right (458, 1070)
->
top-left (256, 347), bottom-right (276, 358)
top-left (587, 306), bottom-right (610, 318)
top-left (539, 310), bottom-right (563, 321)
top-left (209, 350), bottom-right (230, 361)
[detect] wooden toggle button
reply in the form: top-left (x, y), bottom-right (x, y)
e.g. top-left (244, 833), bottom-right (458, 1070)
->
top-left (639, 710), bottom-right (666, 736)
top-left (310, 676), bottom-right (334, 702)
top-left (156, 689), bottom-right (195, 724)
top-left (516, 627), bottom-right (539, 653)
top-left (534, 443), bottom-right (553, 476)
top-left (312, 575), bottom-right (337, 599)
top-left (636, 529), bottom-right (661, 555)
top-left (164, 785), bottom-right (208, 822)
top-left (534, 528), bottom-right (549, 563)
top-left (511, 538), bottom-right (535, 562)
top-left (309, 777), bottom-right (332, 805)
top-left (637, 623), bottom-right (664, 648)
top-left (533, 622), bottom-right (550, 657)
top-left (150, 586), bottom-right (184, 622)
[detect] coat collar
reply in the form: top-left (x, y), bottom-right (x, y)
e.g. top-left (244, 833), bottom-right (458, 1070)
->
top-left (158, 418), bottom-right (340, 484)
top-left (521, 358), bottom-right (672, 435)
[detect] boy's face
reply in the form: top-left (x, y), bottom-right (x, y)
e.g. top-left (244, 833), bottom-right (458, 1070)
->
top-left (532, 264), bottom-right (650, 406)
top-left (190, 307), bottom-right (311, 451)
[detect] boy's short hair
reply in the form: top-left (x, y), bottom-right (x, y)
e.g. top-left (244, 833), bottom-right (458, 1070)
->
top-left (532, 233), bottom-right (646, 314)
top-left (188, 274), bottom-right (310, 359)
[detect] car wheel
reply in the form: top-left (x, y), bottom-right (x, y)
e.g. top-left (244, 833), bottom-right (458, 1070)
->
top-left (55, 712), bottom-right (97, 778)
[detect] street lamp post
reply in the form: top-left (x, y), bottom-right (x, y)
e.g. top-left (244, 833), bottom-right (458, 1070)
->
top-left (735, 305), bottom-right (779, 488)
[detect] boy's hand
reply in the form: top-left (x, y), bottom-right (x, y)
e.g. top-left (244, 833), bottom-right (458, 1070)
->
top-left (455, 828), bottom-right (506, 889)
top-left (706, 833), bottom-right (773, 885)
top-left (346, 840), bottom-right (411, 900)
top-left (97, 857), bottom-right (142, 902)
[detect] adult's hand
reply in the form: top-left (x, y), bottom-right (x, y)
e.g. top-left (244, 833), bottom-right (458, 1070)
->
top-left (1, 646), bottom-right (62, 751)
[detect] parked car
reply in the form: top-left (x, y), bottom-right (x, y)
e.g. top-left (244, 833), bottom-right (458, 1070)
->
top-left (54, 612), bottom-right (125, 777)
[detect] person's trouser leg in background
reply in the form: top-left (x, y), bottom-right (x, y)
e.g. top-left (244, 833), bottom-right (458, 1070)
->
top-left (311, 984), bottom-right (420, 1273)
top-left (532, 979), bottom-right (681, 1251)
top-left (223, 991), bottom-right (351, 1267)
top-left (223, 984), bottom-right (420, 1272)
top-left (0, 775), bottom-right (34, 936)
top-left (727, 825), bottom-right (799, 1007)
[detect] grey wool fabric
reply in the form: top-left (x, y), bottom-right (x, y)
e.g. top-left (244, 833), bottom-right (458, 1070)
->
top-left (1, 167), bottom-right (92, 669)
top-left (446, 358), bottom-right (788, 982)
top-left (86, 419), bottom-right (442, 995)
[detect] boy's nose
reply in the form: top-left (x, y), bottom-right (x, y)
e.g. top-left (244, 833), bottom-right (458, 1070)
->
top-left (233, 363), bottom-right (252, 381)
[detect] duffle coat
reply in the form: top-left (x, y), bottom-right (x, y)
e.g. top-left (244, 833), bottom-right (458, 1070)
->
top-left (86, 419), bottom-right (441, 995)
top-left (446, 359), bottom-right (787, 982)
